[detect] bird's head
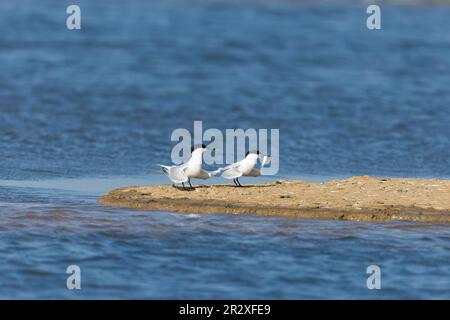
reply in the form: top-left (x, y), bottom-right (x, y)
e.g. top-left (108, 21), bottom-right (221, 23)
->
top-left (191, 144), bottom-right (208, 154)
top-left (245, 150), bottom-right (262, 160)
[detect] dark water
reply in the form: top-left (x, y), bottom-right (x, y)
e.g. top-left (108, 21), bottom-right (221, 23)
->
top-left (0, 1), bottom-right (449, 299)
top-left (2, 0), bottom-right (450, 179)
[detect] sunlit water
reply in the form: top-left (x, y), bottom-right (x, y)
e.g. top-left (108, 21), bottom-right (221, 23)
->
top-left (0, 1), bottom-right (449, 299)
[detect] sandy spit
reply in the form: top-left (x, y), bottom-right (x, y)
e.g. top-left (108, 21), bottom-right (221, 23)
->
top-left (98, 176), bottom-right (450, 223)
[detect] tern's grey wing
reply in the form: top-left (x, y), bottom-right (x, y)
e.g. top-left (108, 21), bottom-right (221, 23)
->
top-left (246, 168), bottom-right (261, 177)
top-left (220, 166), bottom-right (242, 179)
top-left (159, 164), bottom-right (188, 183)
top-left (221, 160), bottom-right (241, 171)
top-left (169, 165), bottom-right (189, 183)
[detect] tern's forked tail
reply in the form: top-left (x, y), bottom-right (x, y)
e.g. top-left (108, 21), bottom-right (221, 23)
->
top-left (159, 164), bottom-right (170, 175)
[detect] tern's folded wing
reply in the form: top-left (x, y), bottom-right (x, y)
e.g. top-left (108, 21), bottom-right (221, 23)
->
top-left (246, 168), bottom-right (261, 177)
top-left (169, 166), bottom-right (189, 183)
top-left (220, 160), bottom-right (241, 171)
top-left (220, 167), bottom-right (242, 179)
top-left (159, 164), bottom-right (188, 183)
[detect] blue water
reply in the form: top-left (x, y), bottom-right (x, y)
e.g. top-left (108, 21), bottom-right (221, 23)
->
top-left (0, 1), bottom-right (449, 299)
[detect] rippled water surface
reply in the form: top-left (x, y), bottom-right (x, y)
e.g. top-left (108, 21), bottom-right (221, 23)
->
top-left (1, 180), bottom-right (449, 299)
top-left (0, 0), bottom-right (449, 299)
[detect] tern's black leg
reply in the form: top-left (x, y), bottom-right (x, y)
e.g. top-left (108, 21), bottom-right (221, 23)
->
top-left (233, 178), bottom-right (238, 187)
top-left (188, 178), bottom-right (193, 189)
top-left (181, 182), bottom-right (188, 190)
top-left (236, 178), bottom-right (243, 187)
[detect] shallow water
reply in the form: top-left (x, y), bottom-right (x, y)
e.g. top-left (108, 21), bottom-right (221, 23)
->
top-left (1, 1), bottom-right (450, 299)
top-left (1, 175), bottom-right (449, 299)
top-left (1, 177), bottom-right (450, 299)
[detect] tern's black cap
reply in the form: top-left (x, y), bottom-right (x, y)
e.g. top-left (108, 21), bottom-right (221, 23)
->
top-left (191, 144), bottom-right (207, 152)
top-left (245, 150), bottom-right (260, 156)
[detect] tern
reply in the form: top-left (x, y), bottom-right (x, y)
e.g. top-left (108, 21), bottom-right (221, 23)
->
top-left (159, 144), bottom-right (218, 190)
top-left (219, 150), bottom-right (271, 186)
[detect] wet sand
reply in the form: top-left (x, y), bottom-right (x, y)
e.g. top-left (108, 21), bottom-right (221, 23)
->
top-left (98, 176), bottom-right (450, 223)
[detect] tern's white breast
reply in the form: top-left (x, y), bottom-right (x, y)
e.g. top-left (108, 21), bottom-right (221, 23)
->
top-left (185, 149), bottom-right (204, 178)
top-left (239, 157), bottom-right (258, 175)
top-left (185, 164), bottom-right (202, 178)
